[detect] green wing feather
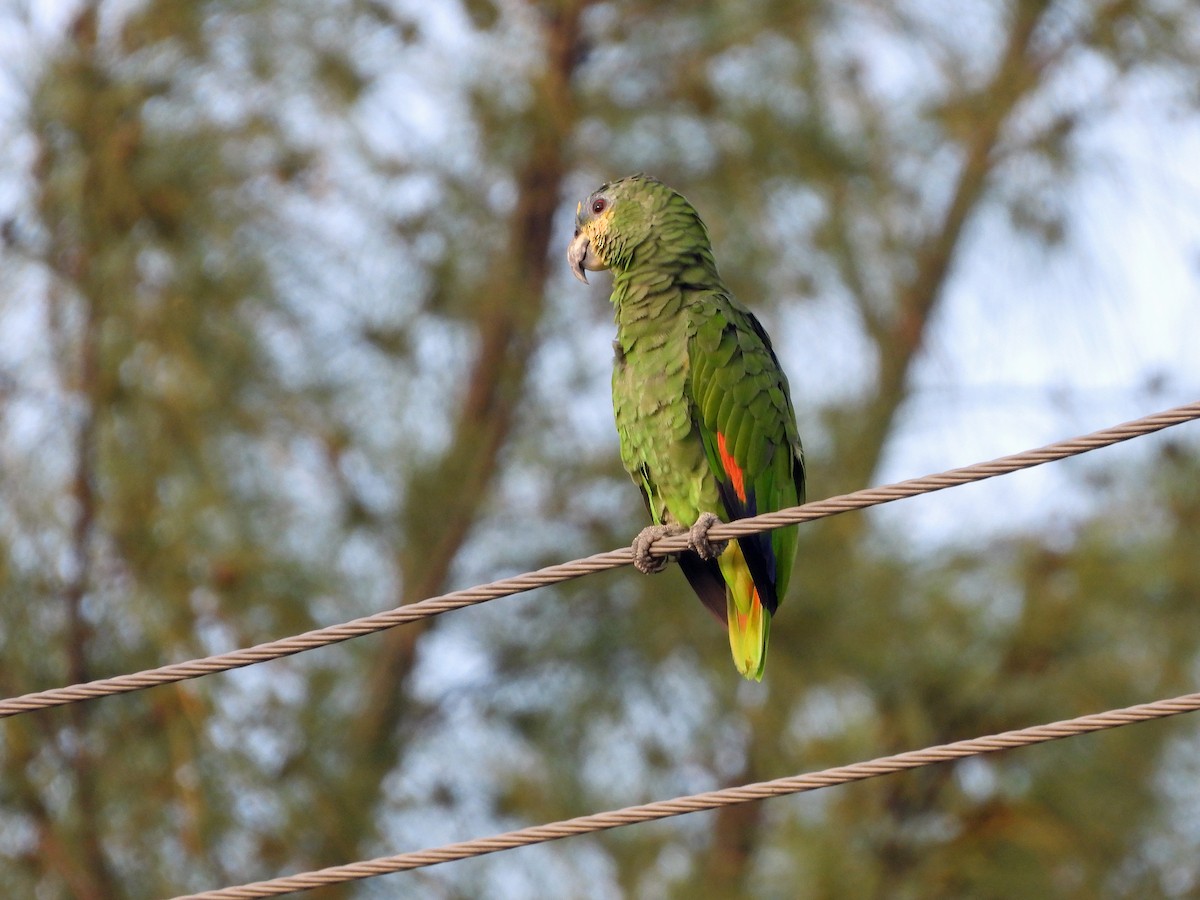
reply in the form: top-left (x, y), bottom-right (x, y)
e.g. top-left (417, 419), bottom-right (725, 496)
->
top-left (688, 295), bottom-right (805, 613)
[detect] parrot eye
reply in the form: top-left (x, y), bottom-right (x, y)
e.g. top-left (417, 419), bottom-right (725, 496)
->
top-left (591, 197), bottom-right (607, 214)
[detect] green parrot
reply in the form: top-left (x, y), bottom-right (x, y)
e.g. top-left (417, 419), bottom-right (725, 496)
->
top-left (568, 174), bottom-right (805, 680)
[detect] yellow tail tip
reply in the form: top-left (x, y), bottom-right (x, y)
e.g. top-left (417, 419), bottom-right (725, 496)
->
top-left (727, 591), bottom-right (771, 681)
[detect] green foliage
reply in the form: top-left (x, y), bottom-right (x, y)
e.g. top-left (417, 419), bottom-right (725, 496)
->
top-left (0, 0), bottom-right (1198, 898)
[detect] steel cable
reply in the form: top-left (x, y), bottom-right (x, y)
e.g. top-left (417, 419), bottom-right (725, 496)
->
top-left (1, 399), bottom-right (1198, 720)
top-left (171, 689), bottom-right (1200, 898)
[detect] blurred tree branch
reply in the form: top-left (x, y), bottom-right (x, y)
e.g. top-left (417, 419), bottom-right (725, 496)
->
top-left (312, 0), bottom-right (596, 874)
top-left (830, 0), bottom-right (1052, 495)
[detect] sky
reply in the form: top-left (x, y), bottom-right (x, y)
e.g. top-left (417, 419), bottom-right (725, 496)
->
top-left (873, 74), bottom-right (1200, 543)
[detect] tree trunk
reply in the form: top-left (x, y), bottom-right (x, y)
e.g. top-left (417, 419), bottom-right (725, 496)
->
top-left (316, 0), bottom-right (595, 875)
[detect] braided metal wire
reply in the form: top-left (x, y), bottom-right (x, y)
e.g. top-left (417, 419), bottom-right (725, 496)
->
top-left (172, 689), bottom-right (1200, 898)
top-left (2, 400), bottom-right (1198, 720)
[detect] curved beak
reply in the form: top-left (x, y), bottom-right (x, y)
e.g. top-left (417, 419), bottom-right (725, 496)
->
top-left (567, 229), bottom-right (602, 284)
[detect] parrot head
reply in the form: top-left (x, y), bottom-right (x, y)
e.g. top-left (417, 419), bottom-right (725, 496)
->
top-left (568, 174), bottom-right (688, 283)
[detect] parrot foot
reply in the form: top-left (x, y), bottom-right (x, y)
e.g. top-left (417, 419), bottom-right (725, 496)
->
top-left (631, 524), bottom-right (685, 574)
top-left (688, 512), bottom-right (728, 561)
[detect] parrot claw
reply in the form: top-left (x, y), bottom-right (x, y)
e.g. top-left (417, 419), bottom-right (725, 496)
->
top-left (688, 512), bottom-right (728, 561)
top-left (631, 524), bottom-right (684, 574)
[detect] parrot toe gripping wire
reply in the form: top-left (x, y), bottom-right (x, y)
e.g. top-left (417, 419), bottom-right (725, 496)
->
top-left (631, 524), bottom-right (685, 574)
top-left (631, 513), bottom-right (728, 575)
top-left (687, 511), bottom-right (728, 560)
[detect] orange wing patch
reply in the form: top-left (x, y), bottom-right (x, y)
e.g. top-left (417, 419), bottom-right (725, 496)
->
top-left (716, 431), bottom-right (746, 502)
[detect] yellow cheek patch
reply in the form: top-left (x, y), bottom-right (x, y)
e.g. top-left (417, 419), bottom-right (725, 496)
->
top-left (576, 201), bottom-right (582, 216)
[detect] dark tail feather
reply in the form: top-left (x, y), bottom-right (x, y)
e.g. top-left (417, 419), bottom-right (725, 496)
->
top-left (678, 552), bottom-right (727, 624)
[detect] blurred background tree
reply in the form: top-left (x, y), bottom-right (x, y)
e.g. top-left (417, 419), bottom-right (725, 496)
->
top-left (1, 0), bottom-right (1199, 897)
